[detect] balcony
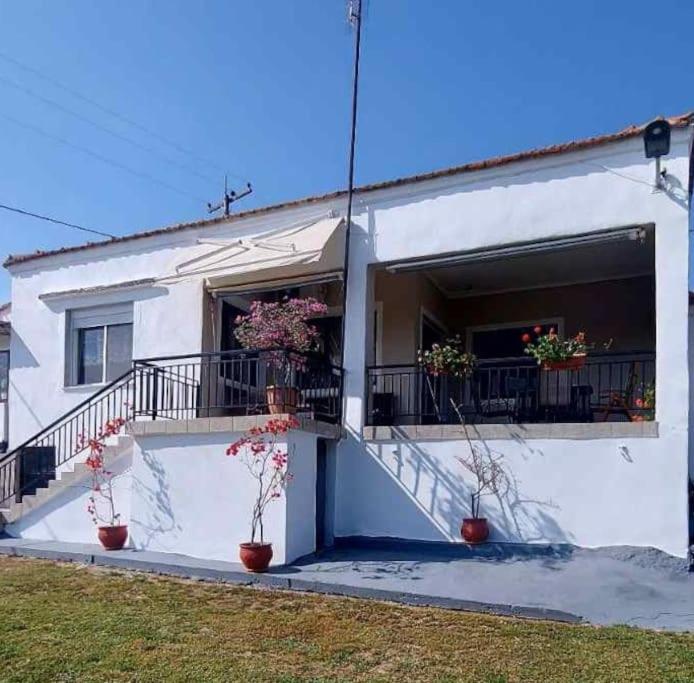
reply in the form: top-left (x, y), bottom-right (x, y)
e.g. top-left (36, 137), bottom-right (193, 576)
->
top-left (366, 352), bottom-right (655, 426)
top-left (133, 350), bottom-right (343, 424)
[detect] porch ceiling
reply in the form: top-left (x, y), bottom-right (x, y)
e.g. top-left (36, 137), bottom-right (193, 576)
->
top-left (425, 228), bottom-right (654, 297)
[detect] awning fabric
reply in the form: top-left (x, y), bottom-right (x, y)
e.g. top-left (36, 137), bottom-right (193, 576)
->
top-left (174, 216), bottom-right (345, 291)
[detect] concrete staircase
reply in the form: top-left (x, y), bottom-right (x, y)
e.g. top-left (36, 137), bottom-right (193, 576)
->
top-left (0, 436), bottom-right (132, 526)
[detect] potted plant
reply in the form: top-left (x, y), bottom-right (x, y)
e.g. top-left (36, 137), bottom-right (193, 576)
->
top-left (417, 335), bottom-right (476, 378)
top-left (418, 339), bottom-right (506, 542)
top-left (456, 436), bottom-right (508, 543)
top-left (234, 298), bottom-right (328, 413)
top-left (226, 416), bottom-right (298, 572)
top-left (81, 417), bottom-right (128, 550)
top-left (523, 327), bottom-right (588, 370)
top-left (417, 335), bottom-right (476, 422)
top-left (633, 382), bottom-right (655, 421)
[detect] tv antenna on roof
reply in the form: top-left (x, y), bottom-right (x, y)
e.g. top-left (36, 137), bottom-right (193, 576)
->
top-left (207, 176), bottom-right (253, 216)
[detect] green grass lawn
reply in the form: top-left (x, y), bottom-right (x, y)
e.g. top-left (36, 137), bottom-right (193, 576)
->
top-left (0, 556), bottom-right (692, 682)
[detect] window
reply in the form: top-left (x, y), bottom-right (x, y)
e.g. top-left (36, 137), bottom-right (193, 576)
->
top-left (467, 319), bottom-right (563, 360)
top-left (67, 304), bottom-right (133, 386)
top-left (0, 350), bottom-right (8, 402)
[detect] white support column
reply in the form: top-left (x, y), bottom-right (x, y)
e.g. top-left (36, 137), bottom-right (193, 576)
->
top-left (341, 211), bottom-right (373, 436)
top-left (654, 215), bottom-right (690, 432)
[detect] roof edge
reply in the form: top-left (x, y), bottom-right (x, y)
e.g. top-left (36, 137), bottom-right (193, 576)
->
top-left (5, 111), bottom-right (693, 269)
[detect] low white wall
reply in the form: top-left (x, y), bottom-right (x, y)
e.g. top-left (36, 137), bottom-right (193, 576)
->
top-left (334, 432), bottom-right (690, 558)
top-left (7, 450), bottom-right (133, 544)
top-left (129, 430), bottom-right (317, 565)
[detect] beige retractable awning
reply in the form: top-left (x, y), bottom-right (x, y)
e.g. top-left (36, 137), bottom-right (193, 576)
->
top-left (173, 216), bottom-right (345, 292)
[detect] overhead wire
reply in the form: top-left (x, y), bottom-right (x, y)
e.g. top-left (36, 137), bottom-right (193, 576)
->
top-left (0, 111), bottom-right (208, 204)
top-left (0, 50), bottom-right (249, 183)
top-left (0, 202), bottom-right (115, 238)
top-left (0, 73), bottom-right (218, 184)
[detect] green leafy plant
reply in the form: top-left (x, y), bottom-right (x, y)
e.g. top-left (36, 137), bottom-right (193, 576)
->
top-left (523, 327), bottom-right (588, 365)
top-left (634, 382), bottom-right (655, 421)
top-left (417, 335), bottom-right (476, 377)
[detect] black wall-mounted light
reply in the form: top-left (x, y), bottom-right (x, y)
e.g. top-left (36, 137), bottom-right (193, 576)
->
top-left (643, 118), bottom-right (671, 188)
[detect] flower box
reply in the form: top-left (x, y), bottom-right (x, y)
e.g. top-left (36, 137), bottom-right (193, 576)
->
top-left (541, 354), bottom-right (587, 371)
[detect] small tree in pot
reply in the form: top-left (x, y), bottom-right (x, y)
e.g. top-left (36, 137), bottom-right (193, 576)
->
top-left (452, 403), bottom-right (509, 543)
top-left (234, 298), bottom-right (328, 413)
top-left (226, 416), bottom-right (298, 572)
top-left (80, 417), bottom-right (128, 550)
top-left (418, 339), bottom-right (508, 543)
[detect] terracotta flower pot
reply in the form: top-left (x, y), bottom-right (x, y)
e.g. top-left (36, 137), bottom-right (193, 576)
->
top-left (266, 386), bottom-right (298, 414)
top-left (461, 518), bottom-right (489, 544)
top-left (542, 354), bottom-right (586, 371)
top-left (239, 542), bottom-right (273, 572)
top-left (97, 525), bottom-right (128, 551)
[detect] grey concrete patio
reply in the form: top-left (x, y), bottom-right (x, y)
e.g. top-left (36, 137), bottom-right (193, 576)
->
top-left (0, 536), bottom-right (691, 632)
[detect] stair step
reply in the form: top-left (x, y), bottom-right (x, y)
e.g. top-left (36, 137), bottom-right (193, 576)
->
top-left (4, 436), bottom-right (133, 525)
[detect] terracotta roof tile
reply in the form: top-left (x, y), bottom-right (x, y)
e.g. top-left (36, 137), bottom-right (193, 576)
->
top-left (5, 112), bottom-right (692, 268)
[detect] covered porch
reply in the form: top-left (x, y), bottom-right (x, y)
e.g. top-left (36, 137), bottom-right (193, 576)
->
top-left (366, 225), bottom-right (656, 427)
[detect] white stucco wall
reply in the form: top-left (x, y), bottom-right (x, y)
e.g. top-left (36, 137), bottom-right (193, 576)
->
top-left (129, 429), bottom-right (317, 565)
top-left (335, 433), bottom-right (687, 557)
top-left (337, 131), bottom-right (691, 558)
top-left (7, 449), bottom-right (132, 543)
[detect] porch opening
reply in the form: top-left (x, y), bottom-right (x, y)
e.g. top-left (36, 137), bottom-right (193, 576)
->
top-left (367, 225), bottom-right (656, 426)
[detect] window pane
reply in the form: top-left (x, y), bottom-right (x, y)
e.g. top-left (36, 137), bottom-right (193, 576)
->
top-left (106, 324), bottom-right (133, 381)
top-left (0, 351), bottom-right (8, 401)
top-left (78, 327), bottom-right (104, 385)
top-left (472, 322), bottom-right (559, 359)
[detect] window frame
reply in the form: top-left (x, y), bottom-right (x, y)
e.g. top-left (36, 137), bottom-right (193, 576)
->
top-left (66, 303), bottom-right (134, 387)
top-left (465, 317), bottom-right (565, 359)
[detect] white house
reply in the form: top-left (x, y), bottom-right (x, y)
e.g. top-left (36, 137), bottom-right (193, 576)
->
top-left (1, 113), bottom-right (692, 564)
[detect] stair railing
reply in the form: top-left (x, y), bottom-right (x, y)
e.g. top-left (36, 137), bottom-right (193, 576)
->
top-left (0, 368), bottom-right (138, 506)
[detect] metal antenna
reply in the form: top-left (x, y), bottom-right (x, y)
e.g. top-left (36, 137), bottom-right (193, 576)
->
top-left (338, 0), bottom-right (364, 374)
top-left (207, 176), bottom-right (253, 216)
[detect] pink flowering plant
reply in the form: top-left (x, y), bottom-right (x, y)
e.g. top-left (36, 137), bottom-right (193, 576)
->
top-left (234, 297), bottom-right (328, 384)
top-left (234, 297), bottom-right (328, 353)
top-left (79, 417), bottom-right (126, 527)
top-left (226, 416), bottom-right (298, 544)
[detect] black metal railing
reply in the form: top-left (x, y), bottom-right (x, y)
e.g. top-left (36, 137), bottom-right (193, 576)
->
top-left (0, 349), bottom-right (342, 507)
top-left (0, 369), bottom-right (137, 506)
top-left (366, 351), bottom-right (656, 426)
top-left (133, 349), bottom-right (343, 424)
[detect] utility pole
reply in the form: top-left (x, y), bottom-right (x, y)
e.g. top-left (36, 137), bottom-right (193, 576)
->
top-left (207, 176), bottom-right (253, 216)
top-left (339, 0), bottom-right (363, 374)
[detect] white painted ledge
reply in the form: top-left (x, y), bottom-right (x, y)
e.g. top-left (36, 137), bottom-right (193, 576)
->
top-left (362, 421), bottom-right (658, 442)
top-left (127, 414), bottom-right (342, 439)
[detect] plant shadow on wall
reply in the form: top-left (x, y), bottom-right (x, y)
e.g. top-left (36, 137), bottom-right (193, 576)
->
top-left (130, 449), bottom-right (180, 550)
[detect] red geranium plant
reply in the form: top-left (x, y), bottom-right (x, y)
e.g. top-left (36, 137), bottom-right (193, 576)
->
top-left (523, 326), bottom-right (589, 366)
top-left (226, 416), bottom-right (298, 545)
top-left (78, 417), bottom-right (126, 527)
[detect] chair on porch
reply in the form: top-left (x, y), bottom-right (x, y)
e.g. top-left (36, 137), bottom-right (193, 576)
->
top-left (467, 373), bottom-right (539, 424)
top-left (596, 362), bottom-right (640, 422)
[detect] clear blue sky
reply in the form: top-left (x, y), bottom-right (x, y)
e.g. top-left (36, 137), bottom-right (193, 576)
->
top-left (0, 1), bottom-right (692, 301)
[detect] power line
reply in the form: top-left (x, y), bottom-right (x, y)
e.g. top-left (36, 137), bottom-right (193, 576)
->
top-left (0, 50), bottom-right (249, 183)
top-left (0, 73), bottom-right (218, 184)
top-left (0, 202), bottom-right (115, 238)
top-left (0, 111), bottom-right (208, 204)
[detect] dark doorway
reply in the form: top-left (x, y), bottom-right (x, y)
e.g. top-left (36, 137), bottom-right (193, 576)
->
top-left (315, 439), bottom-right (328, 551)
